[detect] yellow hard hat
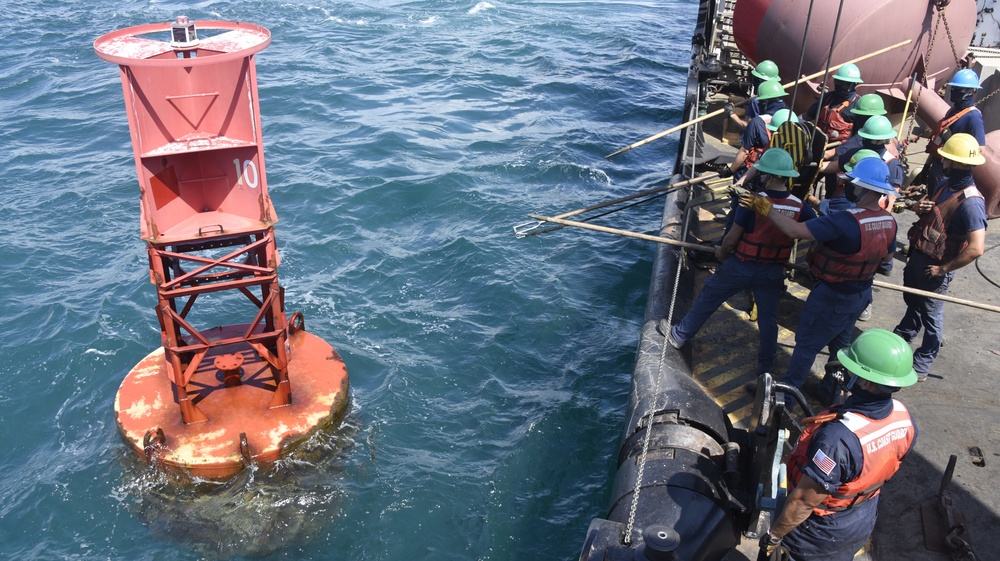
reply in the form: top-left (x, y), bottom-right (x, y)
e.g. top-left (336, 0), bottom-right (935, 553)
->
top-left (939, 133), bottom-right (986, 166)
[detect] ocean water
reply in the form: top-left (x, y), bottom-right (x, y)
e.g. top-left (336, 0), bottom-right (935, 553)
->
top-left (0, 1), bottom-right (692, 559)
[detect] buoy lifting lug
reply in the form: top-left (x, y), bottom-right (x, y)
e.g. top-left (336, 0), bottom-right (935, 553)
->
top-left (143, 427), bottom-right (166, 461)
top-left (288, 311), bottom-right (305, 335)
top-left (240, 432), bottom-right (253, 465)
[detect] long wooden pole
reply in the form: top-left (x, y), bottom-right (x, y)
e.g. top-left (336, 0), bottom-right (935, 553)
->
top-left (553, 172), bottom-right (719, 220)
top-left (529, 214), bottom-right (1000, 314)
top-left (871, 279), bottom-right (1000, 314)
top-left (515, 173), bottom-right (721, 238)
top-left (605, 39), bottom-right (913, 160)
top-left (527, 214), bottom-right (717, 252)
top-left (897, 73), bottom-right (916, 143)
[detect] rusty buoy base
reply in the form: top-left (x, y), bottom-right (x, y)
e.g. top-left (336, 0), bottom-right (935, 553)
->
top-left (115, 326), bottom-right (349, 480)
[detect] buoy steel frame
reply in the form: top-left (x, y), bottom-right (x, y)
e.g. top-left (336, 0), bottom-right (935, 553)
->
top-left (96, 19), bottom-right (349, 479)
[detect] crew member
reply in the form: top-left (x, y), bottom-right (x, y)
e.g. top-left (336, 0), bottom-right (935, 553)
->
top-left (734, 109), bottom-right (799, 191)
top-left (808, 148), bottom-right (899, 325)
top-left (815, 116), bottom-right (904, 243)
top-left (803, 63), bottom-right (863, 141)
top-left (760, 329), bottom-right (918, 561)
top-left (738, 158), bottom-right (898, 390)
top-left (727, 60), bottom-right (781, 129)
top-left (719, 79), bottom-right (787, 182)
top-left (916, 69), bottom-right (986, 190)
top-left (893, 133), bottom-right (987, 381)
top-left (823, 94), bottom-right (901, 161)
top-left (666, 149), bottom-right (816, 377)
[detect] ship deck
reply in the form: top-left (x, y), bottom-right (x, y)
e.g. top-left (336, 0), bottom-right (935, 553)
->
top-left (686, 93), bottom-right (1000, 560)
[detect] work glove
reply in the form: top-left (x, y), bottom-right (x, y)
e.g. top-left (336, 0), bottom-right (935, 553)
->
top-left (718, 166), bottom-right (734, 179)
top-left (758, 533), bottom-right (785, 560)
top-left (738, 190), bottom-right (772, 216)
top-left (724, 102), bottom-right (736, 116)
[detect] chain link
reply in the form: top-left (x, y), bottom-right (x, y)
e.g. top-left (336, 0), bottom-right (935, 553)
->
top-left (904, 7), bottom-right (943, 146)
top-left (975, 85), bottom-right (1000, 106)
top-left (940, 8), bottom-right (964, 68)
top-left (622, 181), bottom-right (694, 546)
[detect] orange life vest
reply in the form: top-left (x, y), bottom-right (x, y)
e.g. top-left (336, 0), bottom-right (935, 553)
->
top-left (788, 400), bottom-right (914, 515)
top-left (907, 182), bottom-right (984, 263)
top-left (808, 208), bottom-right (895, 283)
top-left (818, 95), bottom-right (857, 140)
top-left (927, 107), bottom-right (979, 157)
top-left (739, 128), bottom-right (773, 176)
top-left (735, 193), bottom-right (803, 263)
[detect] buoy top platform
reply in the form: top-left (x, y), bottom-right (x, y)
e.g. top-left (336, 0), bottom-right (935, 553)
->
top-left (96, 18), bottom-right (349, 480)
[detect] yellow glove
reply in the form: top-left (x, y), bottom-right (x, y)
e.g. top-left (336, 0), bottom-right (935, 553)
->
top-left (739, 192), bottom-right (772, 216)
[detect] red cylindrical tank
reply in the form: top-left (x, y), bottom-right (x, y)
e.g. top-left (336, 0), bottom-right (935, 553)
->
top-left (734, 0), bottom-right (979, 113)
top-left (903, 79), bottom-right (1000, 218)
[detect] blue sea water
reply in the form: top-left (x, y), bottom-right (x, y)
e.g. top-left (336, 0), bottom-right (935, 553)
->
top-left (0, 1), bottom-right (692, 559)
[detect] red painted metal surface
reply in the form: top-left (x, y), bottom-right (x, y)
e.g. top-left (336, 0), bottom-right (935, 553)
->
top-left (116, 326), bottom-right (349, 479)
top-left (96, 19), bottom-right (350, 479)
top-left (734, 0), bottom-right (978, 113)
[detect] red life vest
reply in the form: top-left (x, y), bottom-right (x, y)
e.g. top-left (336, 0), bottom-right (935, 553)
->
top-left (808, 208), bottom-right (895, 283)
top-left (927, 107), bottom-right (979, 157)
top-left (907, 182), bottom-right (984, 263)
top-left (735, 193), bottom-right (803, 263)
top-left (818, 95), bottom-right (857, 140)
top-left (738, 128), bottom-right (773, 176)
top-left (788, 400), bottom-right (914, 515)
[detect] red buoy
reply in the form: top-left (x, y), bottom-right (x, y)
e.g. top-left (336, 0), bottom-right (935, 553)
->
top-left (95, 18), bottom-right (349, 480)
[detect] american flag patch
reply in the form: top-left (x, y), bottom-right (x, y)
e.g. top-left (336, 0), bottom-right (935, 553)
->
top-left (812, 449), bottom-right (837, 476)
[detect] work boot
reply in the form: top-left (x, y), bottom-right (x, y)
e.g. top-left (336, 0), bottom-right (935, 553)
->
top-left (666, 328), bottom-right (683, 350)
top-left (858, 303), bottom-right (872, 322)
top-left (657, 319), bottom-right (684, 350)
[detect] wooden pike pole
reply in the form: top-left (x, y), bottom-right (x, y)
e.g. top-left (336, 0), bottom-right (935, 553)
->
top-left (526, 214), bottom-right (717, 252)
top-left (528, 214), bottom-right (1000, 314)
top-left (552, 173), bottom-right (719, 221)
top-left (514, 173), bottom-right (720, 238)
top-left (605, 39), bottom-right (913, 159)
top-left (871, 279), bottom-right (1000, 314)
top-left (897, 73), bottom-right (916, 144)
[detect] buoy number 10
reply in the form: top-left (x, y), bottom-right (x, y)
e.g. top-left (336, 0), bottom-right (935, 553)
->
top-left (234, 159), bottom-right (260, 189)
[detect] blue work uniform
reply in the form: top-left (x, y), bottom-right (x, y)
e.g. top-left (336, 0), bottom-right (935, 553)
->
top-left (925, 100), bottom-right (986, 187)
top-left (671, 192), bottom-right (816, 375)
top-left (783, 211), bottom-right (896, 388)
top-left (783, 391), bottom-right (918, 561)
top-left (746, 96), bottom-right (787, 122)
top-left (893, 174), bottom-right (988, 377)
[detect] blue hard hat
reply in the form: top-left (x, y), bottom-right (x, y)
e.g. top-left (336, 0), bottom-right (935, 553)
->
top-left (947, 68), bottom-right (981, 90)
top-left (846, 157), bottom-right (897, 197)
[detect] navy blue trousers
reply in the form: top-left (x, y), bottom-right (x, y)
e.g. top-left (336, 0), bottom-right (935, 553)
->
top-left (782, 498), bottom-right (879, 561)
top-left (893, 250), bottom-right (952, 377)
top-left (671, 257), bottom-right (784, 375)
top-left (783, 281), bottom-right (870, 388)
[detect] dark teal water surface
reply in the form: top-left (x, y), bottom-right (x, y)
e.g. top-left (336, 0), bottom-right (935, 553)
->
top-left (0, 1), bottom-right (692, 559)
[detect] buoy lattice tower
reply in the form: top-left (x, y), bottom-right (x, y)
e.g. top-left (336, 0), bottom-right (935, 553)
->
top-left (95, 17), bottom-right (349, 480)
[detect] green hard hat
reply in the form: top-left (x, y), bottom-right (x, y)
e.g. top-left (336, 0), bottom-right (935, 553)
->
top-left (858, 115), bottom-right (896, 140)
top-left (837, 329), bottom-right (918, 388)
top-left (767, 108), bottom-right (800, 131)
top-left (842, 149), bottom-right (880, 172)
top-left (852, 93), bottom-right (887, 116)
top-left (752, 60), bottom-right (780, 81)
top-left (834, 63), bottom-right (864, 84)
top-left (756, 79), bottom-right (787, 101)
top-left (754, 148), bottom-right (800, 177)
